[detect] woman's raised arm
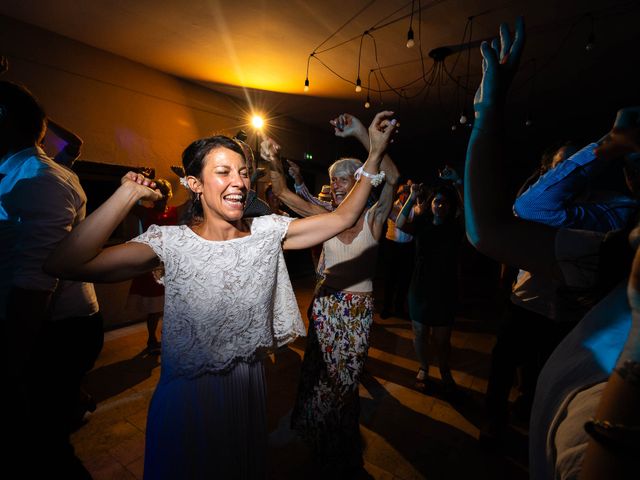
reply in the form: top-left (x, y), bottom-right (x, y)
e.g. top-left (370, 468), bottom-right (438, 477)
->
top-left (45, 172), bottom-right (163, 282)
top-left (283, 110), bottom-right (396, 250)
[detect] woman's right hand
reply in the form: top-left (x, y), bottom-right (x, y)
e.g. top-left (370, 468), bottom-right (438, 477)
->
top-left (473, 17), bottom-right (525, 114)
top-left (260, 137), bottom-right (281, 163)
top-left (121, 172), bottom-right (163, 202)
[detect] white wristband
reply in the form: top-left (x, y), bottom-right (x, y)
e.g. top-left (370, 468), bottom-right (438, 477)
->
top-left (354, 167), bottom-right (385, 187)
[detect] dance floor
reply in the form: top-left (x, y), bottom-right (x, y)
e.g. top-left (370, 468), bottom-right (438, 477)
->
top-left (71, 274), bottom-right (528, 479)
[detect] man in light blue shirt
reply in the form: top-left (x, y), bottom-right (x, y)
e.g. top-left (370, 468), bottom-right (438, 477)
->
top-left (514, 142), bottom-right (639, 232)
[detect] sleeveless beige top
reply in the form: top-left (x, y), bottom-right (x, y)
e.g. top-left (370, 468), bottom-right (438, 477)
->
top-left (321, 210), bottom-right (379, 293)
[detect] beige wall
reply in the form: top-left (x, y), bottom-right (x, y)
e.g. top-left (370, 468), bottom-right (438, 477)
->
top-left (1, 14), bottom-right (331, 328)
top-left (0, 15), bottom-right (331, 204)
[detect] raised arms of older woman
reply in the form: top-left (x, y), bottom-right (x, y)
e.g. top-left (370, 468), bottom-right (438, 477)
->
top-left (283, 111), bottom-right (397, 250)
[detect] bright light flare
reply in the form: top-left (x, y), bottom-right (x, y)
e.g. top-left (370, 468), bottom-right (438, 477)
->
top-left (251, 115), bottom-right (264, 130)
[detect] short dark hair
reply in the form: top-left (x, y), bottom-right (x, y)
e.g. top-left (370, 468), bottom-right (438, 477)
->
top-left (0, 81), bottom-right (46, 146)
top-left (181, 135), bottom-right (247, 223)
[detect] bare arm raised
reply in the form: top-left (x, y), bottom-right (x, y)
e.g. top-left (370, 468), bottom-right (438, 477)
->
top-left (330, 113), bottom-right (400, 239)
top-left (283, 111), bottom-right (397, 249)
top-left (464, 17), bottom-right (560, 278)
top-left (330, 113), bottom-right (400, 185)
top-left (261, 139), bottom-right (329, 217)
top-left (44, 173), bottom-right (164, 282)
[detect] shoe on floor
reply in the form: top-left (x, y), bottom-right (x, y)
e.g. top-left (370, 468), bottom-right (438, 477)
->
top-left (416, 368), bottom-right (427, 381)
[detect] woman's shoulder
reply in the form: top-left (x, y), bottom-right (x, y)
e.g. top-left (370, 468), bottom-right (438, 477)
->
top-left (250, 214), bottom-right (294, 231)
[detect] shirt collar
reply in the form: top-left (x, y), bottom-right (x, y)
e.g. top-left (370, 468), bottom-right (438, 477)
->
top-left (0, 145), bottom-right (47, 174)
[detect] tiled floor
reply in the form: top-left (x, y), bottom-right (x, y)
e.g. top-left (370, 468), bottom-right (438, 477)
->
top-left (72, 275), bottom-right (529, 479)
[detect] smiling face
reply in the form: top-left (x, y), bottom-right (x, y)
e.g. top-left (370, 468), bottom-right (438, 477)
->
top-left (330, 174), bottom-right (356, 206)
top-left (195, 147), bottom-right (250, 222)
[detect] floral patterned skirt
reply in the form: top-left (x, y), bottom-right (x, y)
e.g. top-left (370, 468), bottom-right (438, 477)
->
top-left (291, 286), bottom-right (373, 471)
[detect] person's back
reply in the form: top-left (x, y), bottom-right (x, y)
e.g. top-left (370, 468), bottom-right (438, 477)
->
top-left (0, 80), bottom-right (95, 478)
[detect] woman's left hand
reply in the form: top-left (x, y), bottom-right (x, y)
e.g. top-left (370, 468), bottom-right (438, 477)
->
top-left (368, 111), bottom-right (397, 158)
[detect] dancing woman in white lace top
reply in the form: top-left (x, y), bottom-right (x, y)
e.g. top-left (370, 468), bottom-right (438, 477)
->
top-left (45, 111), bottom-right (397, 479)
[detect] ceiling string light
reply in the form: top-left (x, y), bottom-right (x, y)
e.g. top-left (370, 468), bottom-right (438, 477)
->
top-left (355, 33), bottom-right (366, 92)
top-left (525, 58), bottom-right (537, 127)
top-left (301, 0), bottom-right (637, 126)
top-left (460, 16), bottom-right (473, 126)
top-left (365, 70), bottom-right (373, 108)
top-left (406, 0), bottom-right (416, 48)
top-left (451, 75), bottom-right (461, 131)
top-left (303, 53), bottom-right (313, 92)
top-left (585, 13), bottom-right (596, 51)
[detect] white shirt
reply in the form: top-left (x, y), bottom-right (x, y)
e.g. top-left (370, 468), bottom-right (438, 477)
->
top-left (0, 146), bottom-right (98, 319)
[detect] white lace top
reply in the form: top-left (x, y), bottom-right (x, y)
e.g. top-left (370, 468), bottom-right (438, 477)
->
top-left (130, 214), bottom-right (305, 379)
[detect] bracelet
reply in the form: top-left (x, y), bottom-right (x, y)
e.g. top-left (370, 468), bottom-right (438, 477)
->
top-left (584, 417), bottom-right (640, 453)
top-left (615, 359), bottom-right (640, 387)
top-left (354, 167), bottom-right (386, 187)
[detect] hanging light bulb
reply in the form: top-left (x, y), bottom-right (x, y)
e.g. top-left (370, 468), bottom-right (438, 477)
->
top-left (304, 78), bottom-right (309, 92)
top-left (585, 14), bottom-right (596, 52)
top-left (364, 94), bottom-right (371, 109)
top-left (451, 125), bottom-right (457, 131)
top-left (406, 28), bottom-right (415, 48)
top-left (355, 77), bottom-right (362, 93)
top-left (585, 32), bottom-right (595, 51)
top-left (459, 112), bottom-right (467, 124)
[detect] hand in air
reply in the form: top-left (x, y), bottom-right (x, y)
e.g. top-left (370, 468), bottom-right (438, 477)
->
top-left (121, 172), bottom-right (163, 202)
top-left (259, 137), bottom-right (281, 163)
top-left (474, 17), bottom-right (525, 113)
top-left (287, 160), bottom-right (303, 183)
top-left (329, 113), bottom-right (366, 139)
top-left (368, 111), bottom-right (398, 157)
top-left (439, 165), bottom-right (460, 182)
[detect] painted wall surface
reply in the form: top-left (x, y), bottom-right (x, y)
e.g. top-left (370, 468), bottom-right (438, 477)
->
top-left (0, 14), bottom-right (331, 328)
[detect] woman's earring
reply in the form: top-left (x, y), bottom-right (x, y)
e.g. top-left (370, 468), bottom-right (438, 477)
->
top-left (195, 192), bottom-right (201, 202)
